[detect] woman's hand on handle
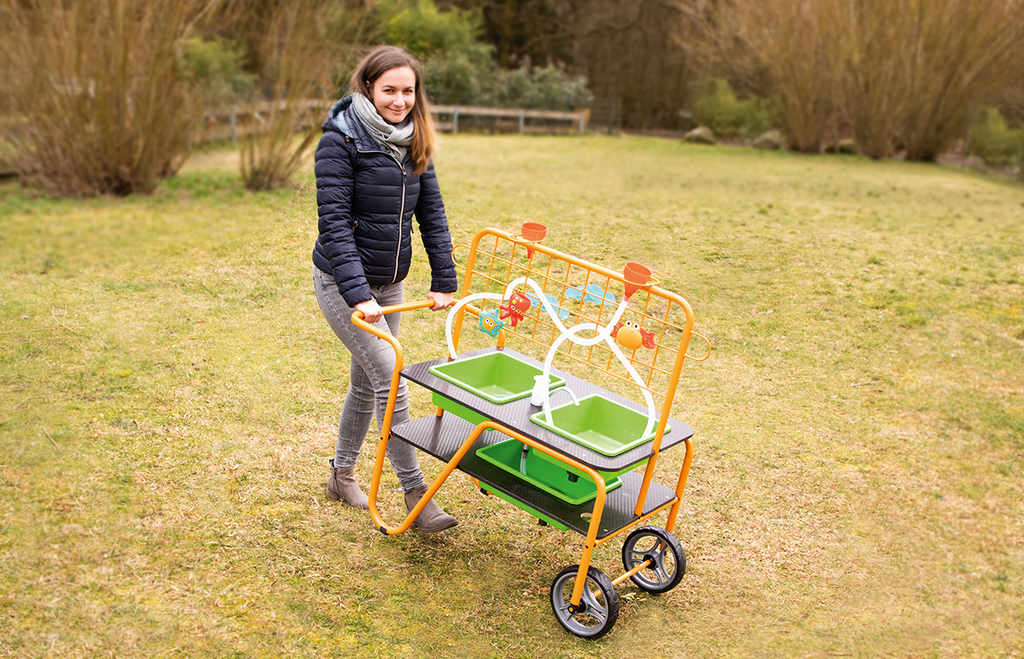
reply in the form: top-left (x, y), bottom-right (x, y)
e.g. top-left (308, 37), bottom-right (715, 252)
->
top-left (355, 299), bottom-right (385, 324)
top-left (428, 291), bottom-right (454, 311)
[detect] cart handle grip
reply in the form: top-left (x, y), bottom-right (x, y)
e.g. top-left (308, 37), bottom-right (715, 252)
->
top-left (348, 299), bottom-right (440, 443)
top-left (350, 299), bottom-right (441, 336)
top-left (351, 298), bottom-right (438, 322)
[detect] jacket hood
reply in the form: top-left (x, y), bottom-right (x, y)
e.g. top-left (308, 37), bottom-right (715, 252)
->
top-left (322, 96), bottom-right (377, 152)
top-left (324, 96), bottom-right (352, 131)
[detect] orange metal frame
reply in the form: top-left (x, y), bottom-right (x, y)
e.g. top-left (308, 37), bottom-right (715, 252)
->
top-left (350, 227), bottom-right (707, 610)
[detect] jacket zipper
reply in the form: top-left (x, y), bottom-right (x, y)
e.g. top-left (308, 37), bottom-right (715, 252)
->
top-left (354, 143), bottom-right (408, 286)
top-left (391, 156), bottom-right (406, 285)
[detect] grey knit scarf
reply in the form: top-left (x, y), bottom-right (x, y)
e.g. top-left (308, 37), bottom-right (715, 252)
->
top-left (350, 92), bottom-right (414, 162)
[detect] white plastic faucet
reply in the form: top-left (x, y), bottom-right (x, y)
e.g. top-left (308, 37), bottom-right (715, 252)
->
top-left (523, 384), bottom-right (580, 475)
top-left (529, 374), bottom-right (552, 407)
top-left (548, 386), bottom-right (580, 407)
top-left (530, 376), bottom-right (580, 408)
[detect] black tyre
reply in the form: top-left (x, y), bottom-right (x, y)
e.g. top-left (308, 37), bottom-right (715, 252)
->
top-left (621, 525), bottom-right (685, 593)
top-left (549, 565), bottom-right (619, 639)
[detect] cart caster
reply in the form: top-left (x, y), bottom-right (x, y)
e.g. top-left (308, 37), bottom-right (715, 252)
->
top-left (550, 565), bottom-right (619, 639)
top-left (621, 525), bottom-right (686, 593)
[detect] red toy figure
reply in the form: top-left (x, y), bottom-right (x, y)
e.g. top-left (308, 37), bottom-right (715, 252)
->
top-left (611, 320), bottom-right (656, 350)
top-left (499, 291), bottom-right (532, 329)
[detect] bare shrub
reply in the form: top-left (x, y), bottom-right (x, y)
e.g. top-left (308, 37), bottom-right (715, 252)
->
top-left (697, 0), bottom-right (841, 153)
top-left (213, 0), bottom-right (347, 191)
top-left (836, 0), bottom-right (910, 159)
top-left (0, 0), bottom-right (209, 196)
top-left (896, 0), bottom-right (1024, 162)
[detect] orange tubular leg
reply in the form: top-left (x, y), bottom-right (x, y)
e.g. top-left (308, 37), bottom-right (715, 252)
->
top-left (665, 438), bottom-right (694, 534)
top-left (349, 300), bottom-right (439, 534)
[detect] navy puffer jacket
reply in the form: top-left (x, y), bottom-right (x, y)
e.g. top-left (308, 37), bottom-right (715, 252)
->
top-left (313, 96), bottom-right (459, 307)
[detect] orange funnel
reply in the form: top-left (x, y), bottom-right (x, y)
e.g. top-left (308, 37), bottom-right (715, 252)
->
top-left (520, 222), bottom-right (547, 257)
top-left (521, 222), bottom-right (547, 241)
top-left (623, 262), bottom-right (652, 299)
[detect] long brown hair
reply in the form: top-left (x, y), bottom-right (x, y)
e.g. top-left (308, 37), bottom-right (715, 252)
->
top-left (348, 45), bottom-right (437, 175)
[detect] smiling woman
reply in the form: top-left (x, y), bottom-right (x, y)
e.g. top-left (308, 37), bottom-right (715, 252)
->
top-left (312, 45), bottom-right (459, 532)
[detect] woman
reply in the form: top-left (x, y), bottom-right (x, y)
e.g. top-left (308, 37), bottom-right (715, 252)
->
top-left (312, 46), bottom-right (459, 532)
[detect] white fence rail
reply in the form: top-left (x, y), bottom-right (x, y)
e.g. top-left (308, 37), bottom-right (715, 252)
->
top-left (431, 105), bottom-right (589, 135)
top-left (196, 101), bottom-right (590, 143)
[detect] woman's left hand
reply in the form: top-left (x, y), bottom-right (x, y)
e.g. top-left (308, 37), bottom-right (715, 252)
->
top-left (428, 291), bottom-right (455, 311)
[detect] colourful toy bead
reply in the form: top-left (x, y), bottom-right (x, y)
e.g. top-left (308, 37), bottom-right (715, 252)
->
top-left (479, 309), bottom-right (505, 337)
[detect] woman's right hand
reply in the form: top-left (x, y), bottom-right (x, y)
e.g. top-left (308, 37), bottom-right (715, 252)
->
top-left (355, 299), bottom-right (385, 324)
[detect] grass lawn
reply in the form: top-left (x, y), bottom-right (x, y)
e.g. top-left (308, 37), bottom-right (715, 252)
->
top-left (2, 134), bottom-right (1023, 658)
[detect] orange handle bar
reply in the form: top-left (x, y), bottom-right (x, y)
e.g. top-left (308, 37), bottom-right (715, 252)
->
top-left (350, 298), bottom-right (439, 327)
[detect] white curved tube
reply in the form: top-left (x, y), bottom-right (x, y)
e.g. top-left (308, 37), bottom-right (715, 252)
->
top-left (444, 276), bottom-right (623, 359)
top-left (603, 335), bottom-right (658, 439)
top-left (539, 331), bottom-right (660, 438)
top-left (444, 291), bottom-right (506, 359)
top-left (537, 296), bottom-right (630, 422)
top-left (443, 274), bottom-right (657, 439)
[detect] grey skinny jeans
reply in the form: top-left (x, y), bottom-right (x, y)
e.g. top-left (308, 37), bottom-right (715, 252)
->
top-left (313, 267), bottom-right (424, 492)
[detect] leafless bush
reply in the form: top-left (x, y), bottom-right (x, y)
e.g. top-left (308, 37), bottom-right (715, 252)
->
top-left (690, 0), bottom-right (841, 153)
top-left (698, 0), bottom-right (1024, 160)
top-left (219, 0), bottom-right (348, 191)
top-left (0, 0), bottom-right (210, 196)
top-left (840, 0), bottom-right (1024, 161)
top-left (836, 0), bottom-right (910, 158)
top-left (895, 0), bottom-right (1024, 161)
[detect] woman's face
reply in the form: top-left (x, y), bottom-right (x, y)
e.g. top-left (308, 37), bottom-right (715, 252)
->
top-left (369, 66), bottom-right (416, 125)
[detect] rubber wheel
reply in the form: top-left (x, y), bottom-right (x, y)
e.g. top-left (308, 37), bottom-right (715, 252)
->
top-left (621, 526), bottom-right (686, 593)
top-left (550, 565), bottom-right (619, 639)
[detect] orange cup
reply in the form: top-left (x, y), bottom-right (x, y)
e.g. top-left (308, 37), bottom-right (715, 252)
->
top-left (520, 222), bottom-right (547, 242)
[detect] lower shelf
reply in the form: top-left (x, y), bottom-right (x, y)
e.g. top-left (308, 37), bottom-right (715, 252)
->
top-left (391, 413), bottom-right (679, 539)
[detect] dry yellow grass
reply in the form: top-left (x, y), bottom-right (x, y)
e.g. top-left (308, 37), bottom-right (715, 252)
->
top-left (1, 134), bottom-right (1023, 657)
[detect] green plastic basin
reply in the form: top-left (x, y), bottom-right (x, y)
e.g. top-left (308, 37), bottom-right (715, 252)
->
top-left (530, 394), bottom-right (669, 457)
top-left (429, 352), bottom-right (565, 404)
top-left (476, 438), bottom-right (622, 505)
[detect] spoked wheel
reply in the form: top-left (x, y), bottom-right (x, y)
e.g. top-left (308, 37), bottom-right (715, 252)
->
top-left (621, 526), bottom-right (686, 593)
top-left (550, 565), bottom-right (619, 639)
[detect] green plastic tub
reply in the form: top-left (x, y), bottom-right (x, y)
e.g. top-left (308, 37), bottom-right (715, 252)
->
top-left (429, 351), bottom-right (565, 403)
top-left (530, 394), bottom-right (669, 457)
top-left (476, 438), bottom-right (623, 505)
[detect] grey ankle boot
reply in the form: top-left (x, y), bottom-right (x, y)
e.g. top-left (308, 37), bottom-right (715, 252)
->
top-left (326, 460), bottom-right (369, 510)
top-left (404, 485), bottom-right (458, 532)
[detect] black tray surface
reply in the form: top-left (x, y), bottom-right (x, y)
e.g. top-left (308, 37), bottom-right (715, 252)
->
top-left (390, 412), bottom-right (679, 539)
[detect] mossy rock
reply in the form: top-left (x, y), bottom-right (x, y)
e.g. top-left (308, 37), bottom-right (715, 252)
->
top-left (683, 126), bottom-right (716, 145)
top-left (754, 130), bottom-right (784, 150)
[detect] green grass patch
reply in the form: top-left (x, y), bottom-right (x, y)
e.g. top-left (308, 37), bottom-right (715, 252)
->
top-left (2, 136), bottom-right (1023, 657)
